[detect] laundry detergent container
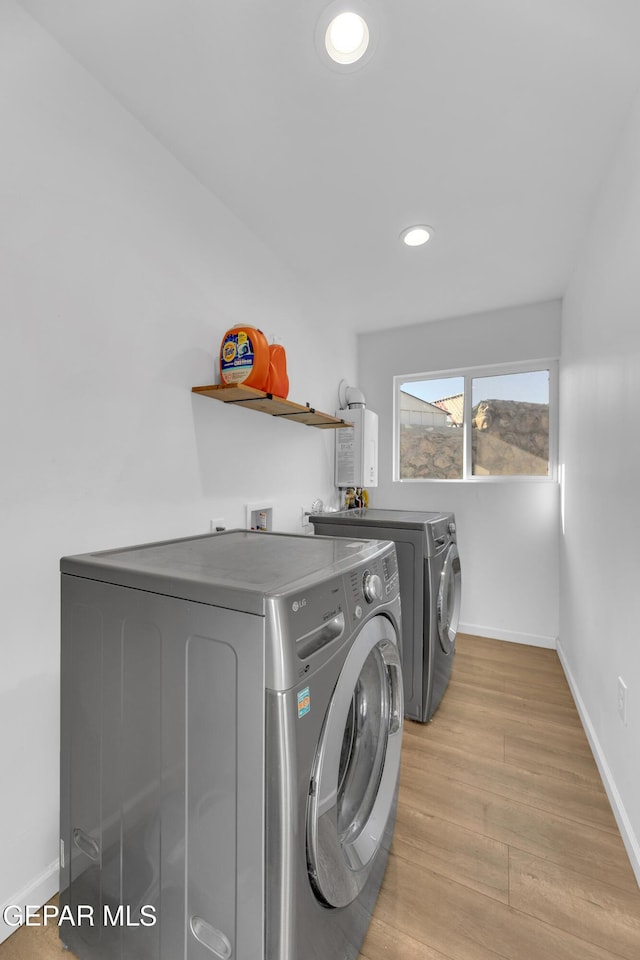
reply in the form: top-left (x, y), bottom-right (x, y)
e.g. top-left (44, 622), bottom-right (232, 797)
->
top-left (220, 325), bottom-right (269, 391)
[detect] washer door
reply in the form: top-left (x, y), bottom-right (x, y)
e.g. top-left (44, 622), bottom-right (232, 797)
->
top-left (306, 615), bottom-right (403, 908)
top-left (437, 543), bottom-right (462, 654)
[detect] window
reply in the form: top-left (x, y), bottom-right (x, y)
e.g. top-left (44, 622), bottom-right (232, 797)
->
top-left (395, 361), bottom-right (557, 481)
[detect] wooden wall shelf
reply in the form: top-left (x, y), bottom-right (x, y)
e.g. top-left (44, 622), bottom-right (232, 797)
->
top-left (192, 384), bottom-right (352, 430)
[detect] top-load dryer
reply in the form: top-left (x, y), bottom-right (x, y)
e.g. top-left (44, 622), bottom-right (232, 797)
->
top-left (59, 529), bottom-right (403, 960)
top-left (311, 508), bottom-right (461, 723)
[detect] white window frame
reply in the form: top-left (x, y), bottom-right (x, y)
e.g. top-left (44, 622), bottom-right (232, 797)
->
top-left (393, 358), bottom-right (559, 483)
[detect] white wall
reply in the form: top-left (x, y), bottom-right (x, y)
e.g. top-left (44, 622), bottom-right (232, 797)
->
top-left (0, 2), bottom-right (354, 939)
top-left (559, 84), bottom-right (640, 883)
top-left (357, 300), bottom-right (561, 646)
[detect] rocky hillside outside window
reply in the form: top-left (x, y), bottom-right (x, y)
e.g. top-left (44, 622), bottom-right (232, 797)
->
top-left (395, 362), bottom-right (558, 481)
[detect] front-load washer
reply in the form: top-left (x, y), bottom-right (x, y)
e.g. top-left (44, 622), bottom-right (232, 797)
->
top-left (59, 529), bottom-right (403, 960)
top-left (311, 508), bottom-right (461, 723)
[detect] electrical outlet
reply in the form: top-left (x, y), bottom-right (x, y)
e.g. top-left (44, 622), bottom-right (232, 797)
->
top-left (210, 518), bottom-right (226, 533)
top-left (617, 676), bottom-right (628, 725)
top-left (301, 499), bottom-right (323, 529)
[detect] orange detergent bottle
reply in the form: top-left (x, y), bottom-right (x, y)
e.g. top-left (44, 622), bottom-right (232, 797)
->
top-left (266, 343), bottom-right (289, 399)
top-left (220, 325), bottom-right (270, 391)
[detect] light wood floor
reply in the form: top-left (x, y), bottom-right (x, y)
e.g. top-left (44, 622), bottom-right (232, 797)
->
top-left (2, 634), bottom-right (639, 960)
top-left (360, 633), bottom-right (640, 960)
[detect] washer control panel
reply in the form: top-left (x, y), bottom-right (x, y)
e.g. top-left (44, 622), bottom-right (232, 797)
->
top-left (265, 542), bottom-right (400, 691)
top-left (362, 570), bottom-right (383, 603)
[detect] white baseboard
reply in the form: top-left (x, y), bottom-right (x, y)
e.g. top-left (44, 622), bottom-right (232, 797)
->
top-left (458, 622), bottom-right (557, 649)
top-left (557, 639), bottom-right (640, 887)
top-left (0, 858), bottom-right (59, 946)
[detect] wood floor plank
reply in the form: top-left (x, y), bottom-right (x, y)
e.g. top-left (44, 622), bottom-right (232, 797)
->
top-left (360, 917), bottom-right (455, 960)
top-left (416, 698), bottom-right (594, 763)
top-left (504, 733), bottom-right (603, 789)
top-left (444, 652), bottom-right (583, 721)
top-left (374, 855), bottom-right (514, 960)
top-left (401, 732), bottom-right (618, 834)
top-left (404, 714), bottom-right (506, 763)
top-left (509, 848), bottom-right (640, 960)
top-left (454, 642), bottom-right (566, 673)
top-left (451, 667), bottom-right (577, 710)
top-left (433, 692), bottom-right (593, 760)
top-left (377, 852), bottom-right (628, 960)
top-left (393, 803), bottom-right (510, 904)
top-left (456, 634), bottom-right (560, 671)
top-left (452, 650), bottom-right (572, 692)
top-left (398, 763), bottom-right (637, 892)
top-left (444, 677), bottom-right (585, 731)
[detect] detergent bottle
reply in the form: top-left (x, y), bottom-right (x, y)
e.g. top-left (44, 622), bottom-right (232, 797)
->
top-left (266, 343), bottom-right (289, 399)
top-left (219, 325), bottom-right (270, 391)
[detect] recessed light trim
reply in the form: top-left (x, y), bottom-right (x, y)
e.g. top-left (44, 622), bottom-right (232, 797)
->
top-left (325, 12), bottom-right (370, 64)
top-left (315, 2), bottom-right (379, 72)
top-left (400, 225), bottom-right (433, 247)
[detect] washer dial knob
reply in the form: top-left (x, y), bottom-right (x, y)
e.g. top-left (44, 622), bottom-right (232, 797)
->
top-left (363, 571), bottom-right (383, 603)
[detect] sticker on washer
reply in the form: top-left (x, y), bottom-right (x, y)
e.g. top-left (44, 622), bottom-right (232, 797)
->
top-left (297, 687), bottom-right (311, 718)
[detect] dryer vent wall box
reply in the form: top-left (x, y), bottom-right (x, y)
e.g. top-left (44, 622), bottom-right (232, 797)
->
top-left (335, 408), bottom-right (378, 488)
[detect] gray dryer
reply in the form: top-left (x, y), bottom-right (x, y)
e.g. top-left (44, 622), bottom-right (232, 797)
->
top-left (312, 508), bottom-right (461, 722)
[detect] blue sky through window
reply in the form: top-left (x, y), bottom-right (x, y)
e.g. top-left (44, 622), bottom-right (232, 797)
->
top-left (402, 377), bottom-right (464, 406)
top-left (402, 370), bottom-right (549, 406)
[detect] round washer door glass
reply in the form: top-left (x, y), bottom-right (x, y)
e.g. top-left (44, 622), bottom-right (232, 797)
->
top-left (437, 542), bottom-right (461, 654)
top-left (306, 615), bottom-right (403, 908)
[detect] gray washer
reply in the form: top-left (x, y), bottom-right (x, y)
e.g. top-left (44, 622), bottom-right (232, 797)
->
top-left (311, 508), bottom-right (462, 723)
top-left (59, 529), bottom-right (403, 960)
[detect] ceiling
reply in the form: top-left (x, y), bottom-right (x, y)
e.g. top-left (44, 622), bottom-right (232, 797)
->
top-left (17, 0), bottom-right (640, 331)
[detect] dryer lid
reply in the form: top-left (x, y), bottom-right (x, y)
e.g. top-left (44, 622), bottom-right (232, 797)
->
top-left (312, 507), bottom-right (448, 529)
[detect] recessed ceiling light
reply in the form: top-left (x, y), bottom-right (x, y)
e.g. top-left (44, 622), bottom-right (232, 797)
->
top-left (316, 2), bottom-right (379, 72)
top-left (325, 12), bottom-right (370, 64)
top-left (400, 225), bottom-right (433, 247)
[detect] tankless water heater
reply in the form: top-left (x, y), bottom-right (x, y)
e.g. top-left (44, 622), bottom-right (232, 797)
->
top-left (335, 406), bottom-right (378, 488)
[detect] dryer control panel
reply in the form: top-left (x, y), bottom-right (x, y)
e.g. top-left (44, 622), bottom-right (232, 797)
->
top-left (348, 550), bottom-right (399, 617)
top-left (425, 513), bottom-right (456, 557)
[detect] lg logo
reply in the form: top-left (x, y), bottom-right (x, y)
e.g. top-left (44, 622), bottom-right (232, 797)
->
top-left (292, 598), bottom-right (307, 612)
